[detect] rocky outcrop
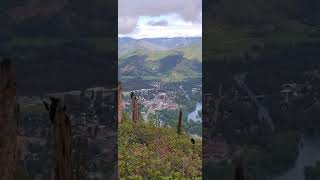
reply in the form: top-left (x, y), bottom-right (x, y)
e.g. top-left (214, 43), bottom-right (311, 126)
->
top-left (0, 58), bottom-right (18, 180)
top-left (43, 97), bottom-right (72, 180)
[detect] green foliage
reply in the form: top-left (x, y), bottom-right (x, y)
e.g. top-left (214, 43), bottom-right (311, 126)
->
top-left (119, 121), bottom-right (202, 179)
top-left (122, 111), bottom-right (130, 122)
top-left (158, 109), bottom-right (202, 136)
top-left (265, 131), bottom-right (300, 173)
top-left (241, 131), bottom-right (300, 179)
top-left (305, 161), bottom-right (320, 180)
top-left (118, 38), bottom-right (202, 83)
top-left (16, 167), bottom-right (32, 180)
top-left (204, 131), bottom-right (300, 180)
top-left (203, 162), bottom-right (234, 180)
top-left (16, 174), bottom-right (31, 180)
top-left (204, 0), bottom-right (320, 61)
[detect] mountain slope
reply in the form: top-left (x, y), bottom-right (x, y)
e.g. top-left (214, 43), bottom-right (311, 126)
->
top-left (1, 0), bottom-right (117, 37)
top-left (204, 0), bottom-right (320, 60)
top-left (0, 0), bottom-right (118, 95)
top-left (119, 37), bottom-right (202, 82)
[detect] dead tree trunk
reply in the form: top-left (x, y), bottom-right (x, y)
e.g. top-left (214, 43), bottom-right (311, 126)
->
top-left (44, 97), bottom-right (72, 180)
top-left (234, 154), bottom-right (245, 180)
top-left (235, 161), bottom-right (245, 180)
top-left (177, 110), bottom-right (182, 135)
top-left (0, 58), bottom-right (17, 180)
top-left (137, 99), bottom-right (142, 122)
top-left (118, 82), bottom-right (123, 124)
top-left (130, 92), bottom-right (138, 123)
top-left (134, 97), bottom-right (139, 123)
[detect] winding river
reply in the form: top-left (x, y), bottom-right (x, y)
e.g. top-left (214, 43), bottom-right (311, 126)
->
top-left (273, 136), bottom-right (320, 180)
top-left (188, 102), bottom-right (202, 122)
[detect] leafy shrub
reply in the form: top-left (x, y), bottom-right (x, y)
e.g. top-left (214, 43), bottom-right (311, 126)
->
top-left (119, 121), bottom-right (202, 179)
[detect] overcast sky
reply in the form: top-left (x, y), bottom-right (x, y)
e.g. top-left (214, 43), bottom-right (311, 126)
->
top-left (118, 0), bottom-right (202, 39)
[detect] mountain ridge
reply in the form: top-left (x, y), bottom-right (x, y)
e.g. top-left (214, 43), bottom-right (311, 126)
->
top-left (119, 37), bottom-right (202, 82)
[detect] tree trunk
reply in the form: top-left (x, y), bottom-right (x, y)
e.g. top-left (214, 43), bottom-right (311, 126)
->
top-left (44, 97), bottom-right (72, 180)
top-left (235, 163), bottom-right (245, 180)
top-left (118, 82), bottom-right (123, 123)
top-left (177, 110), bottom-right (182, 135)
top-left (0, 58), bottom-right (17, 180)
top-left (130, 92), bottom-right (138, 123)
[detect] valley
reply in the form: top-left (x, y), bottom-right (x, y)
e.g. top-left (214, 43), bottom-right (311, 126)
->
top-left (121, 79), bottom-right (202, 135)
top-left (118, 37), bottom-right (202, 136)
top-left (118, 37), bottom-right (203, 179)
top-left (119, 37), bottom-right (202, 82)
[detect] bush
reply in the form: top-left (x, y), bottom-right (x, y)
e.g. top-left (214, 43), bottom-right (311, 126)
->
top-left (119, 121), bottom-right (202, 179)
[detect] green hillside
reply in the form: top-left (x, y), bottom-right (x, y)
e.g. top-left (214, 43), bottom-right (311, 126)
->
top-left (204, 0), bottom-right (320, 60)
top-left (305, 161), bottom-right (320, 180)
top-left (118, 38), bottom-right (202, 83)
top-left (118, 120), bottom-right (202, 179)
top-left (119, 43), bottom-right (202, 62)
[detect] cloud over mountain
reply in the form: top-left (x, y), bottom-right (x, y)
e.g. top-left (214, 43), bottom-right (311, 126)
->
top-left (118, 0), bottom-right (202, 34)
top-left (147, 20), bottom-right (169, 26)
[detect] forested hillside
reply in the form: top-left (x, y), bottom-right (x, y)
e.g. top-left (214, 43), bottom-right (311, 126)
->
top-left (0, 0), bottom-right (117, 95)
top-left (118, 37), bottom-right (202, 82)
top-left (204, 0), bottom-right (320, 60)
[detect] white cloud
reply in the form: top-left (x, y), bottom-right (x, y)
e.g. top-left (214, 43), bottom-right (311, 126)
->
top-left (119, 13), bottom-right (202, 39)
top-left (147, 19), bottom-right (169, 26)
top-left (119, 24), bottom-right (202, 39)
top-left (118, 0), bottom-right (202, 37)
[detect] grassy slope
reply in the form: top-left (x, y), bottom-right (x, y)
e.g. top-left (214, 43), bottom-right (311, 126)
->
top-left (118, 120), bottom-right (202, 179)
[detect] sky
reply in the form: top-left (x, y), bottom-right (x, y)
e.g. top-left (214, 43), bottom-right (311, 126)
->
top-left (118, 0), bottom-right (202, 39)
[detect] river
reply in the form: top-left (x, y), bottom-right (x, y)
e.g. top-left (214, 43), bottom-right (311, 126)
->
top-left (273, 136), bottom-right (320, 180)
top-left (188, 102), bottom-right (202, 122)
